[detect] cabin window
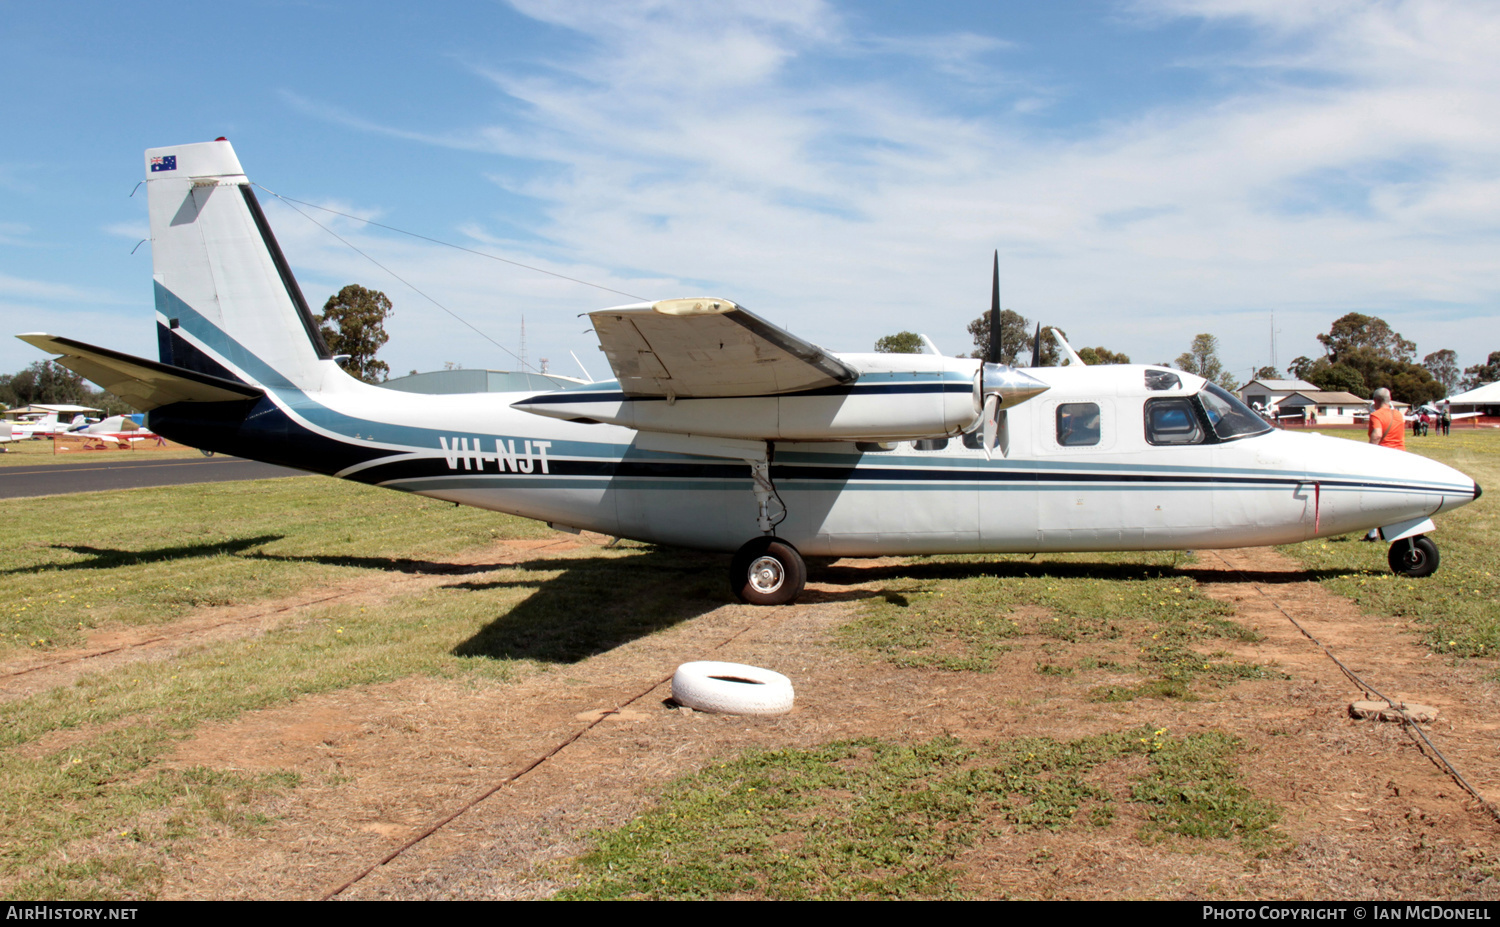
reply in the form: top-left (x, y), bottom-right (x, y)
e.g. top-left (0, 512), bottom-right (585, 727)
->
top-left (961, 429), bottom-right (984, 450)
top-left (1198, 384), bottom-right (1272, 441)
top-left (913, 437), bottom-right (949, 451)
top-left (1145, 398), bottom-right (1204, 446)
top-left (1056, 403), bottom-right (1101, 447)
top-left (1145, 369), bottom-right (1182, 391)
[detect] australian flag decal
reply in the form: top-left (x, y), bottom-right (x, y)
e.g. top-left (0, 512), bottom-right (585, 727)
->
top-left (150, 155), bottom-right (177, 172)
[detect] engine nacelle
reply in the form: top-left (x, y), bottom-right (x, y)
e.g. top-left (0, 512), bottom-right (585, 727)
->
top-left (514, 353), bottom-right (1049, 442)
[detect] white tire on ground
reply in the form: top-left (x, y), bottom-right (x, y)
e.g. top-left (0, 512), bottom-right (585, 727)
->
top-left (670, 661), bottom-right (795, 716)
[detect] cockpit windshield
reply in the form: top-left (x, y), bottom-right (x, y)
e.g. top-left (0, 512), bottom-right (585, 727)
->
top-left (1198, 383), bottom-right (1273, 441)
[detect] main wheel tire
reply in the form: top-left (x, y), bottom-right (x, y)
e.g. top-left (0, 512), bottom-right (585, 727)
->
top-left (730, 537), bottom-right (807, 606)
top-left (1389, 535), bottom-right (1439, 578)
top-left (670, 661), bottom-right (795, 715)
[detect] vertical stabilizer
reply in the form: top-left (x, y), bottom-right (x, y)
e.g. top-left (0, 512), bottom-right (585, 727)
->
top-left (146, 140), bottom-right (331, 391)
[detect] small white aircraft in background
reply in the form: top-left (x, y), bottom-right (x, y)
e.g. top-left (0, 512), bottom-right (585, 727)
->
top-left (18, 140), bottom-right (1482, 603)
top-left (62, 415), bottom-right (164, 449)
top-left (0, 412), bottom-right (90, 444)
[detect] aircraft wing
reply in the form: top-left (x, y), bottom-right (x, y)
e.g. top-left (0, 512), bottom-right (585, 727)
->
top-left (588, 299), bottom-right (858, 397)
top-left (17, 334), bottom-right (264, 411)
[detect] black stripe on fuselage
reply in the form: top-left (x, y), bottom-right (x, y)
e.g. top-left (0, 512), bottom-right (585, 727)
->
top-left (350, 452), bottom-right (1455, 497)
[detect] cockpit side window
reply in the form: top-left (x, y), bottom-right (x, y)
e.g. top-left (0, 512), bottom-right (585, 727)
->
top-left (1199, 383), bottom-right (1273, 441)
top-left (1056, 402), bottom-right (1101, 447)
top-left (1145, 398), bottom-right (1204, 446)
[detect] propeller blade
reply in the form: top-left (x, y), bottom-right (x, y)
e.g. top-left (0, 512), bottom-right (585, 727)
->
top-left (982, 393), bottom-right (999, 460)
top-left (987, 251), bottom-right (1001, 365)
top-left (1031, 322), bottom-right (1042, 368)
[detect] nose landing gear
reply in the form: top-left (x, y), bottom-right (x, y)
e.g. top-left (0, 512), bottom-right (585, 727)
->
top-left (1389, 535), bottom-right (1439, 578)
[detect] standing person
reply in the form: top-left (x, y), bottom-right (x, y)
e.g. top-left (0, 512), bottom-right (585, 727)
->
top-left (1368, 388), bottom-right (1405, 450)
top-left (1441, 401), bottom-right (1452, 436)
top-left (1365, 387), bottom-right (1406, 541)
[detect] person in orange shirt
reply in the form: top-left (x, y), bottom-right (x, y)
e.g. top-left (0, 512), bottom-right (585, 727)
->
top-left (1367, 387), bottom-right (1405, 450)
top-left (1364, 388), bottom-right (1406, 542)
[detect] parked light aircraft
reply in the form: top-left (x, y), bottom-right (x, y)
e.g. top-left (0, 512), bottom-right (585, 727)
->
top-left (0, 412), bottom-right (91, 444)
top-left (62, 415), bottom-right (163, 449)
top-left (18, 140), bottom-right (1483, 603)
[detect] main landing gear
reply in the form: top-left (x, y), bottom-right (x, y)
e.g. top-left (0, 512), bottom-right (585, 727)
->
top-left (726, 452), bottom-right (805, 606)
top-left (1389, 535), bottom-right (1440, 578)
top-left (731, 537), bottom-right (807, 606)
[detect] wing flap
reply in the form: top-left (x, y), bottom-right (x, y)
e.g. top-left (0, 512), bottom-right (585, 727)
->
top-left (588, 299), bottom-right (857, 397)
top-left (18, 334), bottom-right (264, 411)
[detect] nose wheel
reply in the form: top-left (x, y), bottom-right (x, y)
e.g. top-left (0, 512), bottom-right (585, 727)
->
top-left (731, 537), bottom-right (807, 606)
top-left (1389, 535), bottom-right (1439, 578)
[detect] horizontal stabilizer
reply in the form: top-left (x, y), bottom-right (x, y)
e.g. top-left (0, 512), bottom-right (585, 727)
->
top-left (17, 333), bottom-right (264, 411)
top-left (590, 299), bottom-right (858, 398)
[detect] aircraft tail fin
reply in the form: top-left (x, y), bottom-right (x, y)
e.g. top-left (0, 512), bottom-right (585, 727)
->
top-left (145, 140), bottom-right (333, 393)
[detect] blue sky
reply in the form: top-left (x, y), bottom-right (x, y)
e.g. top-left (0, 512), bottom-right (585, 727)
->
top-left (3, 0), bottom-right (1497, 383)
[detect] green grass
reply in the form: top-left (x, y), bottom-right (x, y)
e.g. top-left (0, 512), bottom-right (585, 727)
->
top-left (1277, 428), bottom-right (1500, 660)
top-left (558, 729), bottom-right (1281, 900)
top-left (0, 536), bottom-right (734, 899)
top-left (841, 551), bottom-right (1274, 700)
top-left (0, 476), bottom-right (745, 899)
top-left (0, 476), bottom-right (552, 656)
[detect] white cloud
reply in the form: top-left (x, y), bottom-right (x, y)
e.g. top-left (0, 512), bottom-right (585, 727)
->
top-left (276, 0), bottom-right (1500, 376)
top-left (0, 273), bottom-right (123, 304)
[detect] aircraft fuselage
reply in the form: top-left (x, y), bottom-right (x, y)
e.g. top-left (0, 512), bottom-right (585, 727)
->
top-left (148, 361), bottom-right (1477, 558)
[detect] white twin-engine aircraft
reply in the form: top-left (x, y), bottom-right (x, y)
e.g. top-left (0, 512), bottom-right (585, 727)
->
top-left (20, 140), bottom-right (1482, 604)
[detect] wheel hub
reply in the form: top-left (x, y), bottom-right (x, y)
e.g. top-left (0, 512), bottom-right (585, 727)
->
top-left (748, 555), bottom-right (785, 594)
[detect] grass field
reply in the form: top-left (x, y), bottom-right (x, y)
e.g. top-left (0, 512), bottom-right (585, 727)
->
top-left (0, 476), bottom-right (552, 656)
top-left (560, 730), bottom-right (1280, 900)
top-left (1, 429), bottom-right (1495, 899)
top-left (0, 474), bottom-right (749, 898)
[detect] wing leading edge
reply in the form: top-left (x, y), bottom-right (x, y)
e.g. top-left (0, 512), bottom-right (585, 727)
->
top-left (589, 299), bottom-right (858, 398)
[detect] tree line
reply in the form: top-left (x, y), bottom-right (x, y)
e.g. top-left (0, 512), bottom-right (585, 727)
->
top-left (0, 360), bottom-right (134, 415)
top-left (876, 308), bottom-right (1497, 406)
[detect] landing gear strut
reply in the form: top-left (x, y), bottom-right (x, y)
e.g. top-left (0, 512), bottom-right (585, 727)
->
top-left (1388, 534), bottom-right (1439, 578)
top-left (730, 537), bottom-right (806, 606)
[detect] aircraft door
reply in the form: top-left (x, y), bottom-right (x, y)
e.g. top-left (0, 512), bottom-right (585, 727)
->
top-left (1032, 399), bottom-right (1131, 549)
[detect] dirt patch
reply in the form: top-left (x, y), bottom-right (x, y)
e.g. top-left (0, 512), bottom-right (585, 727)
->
top-left (78, 546), bottom-right (1500, 899)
